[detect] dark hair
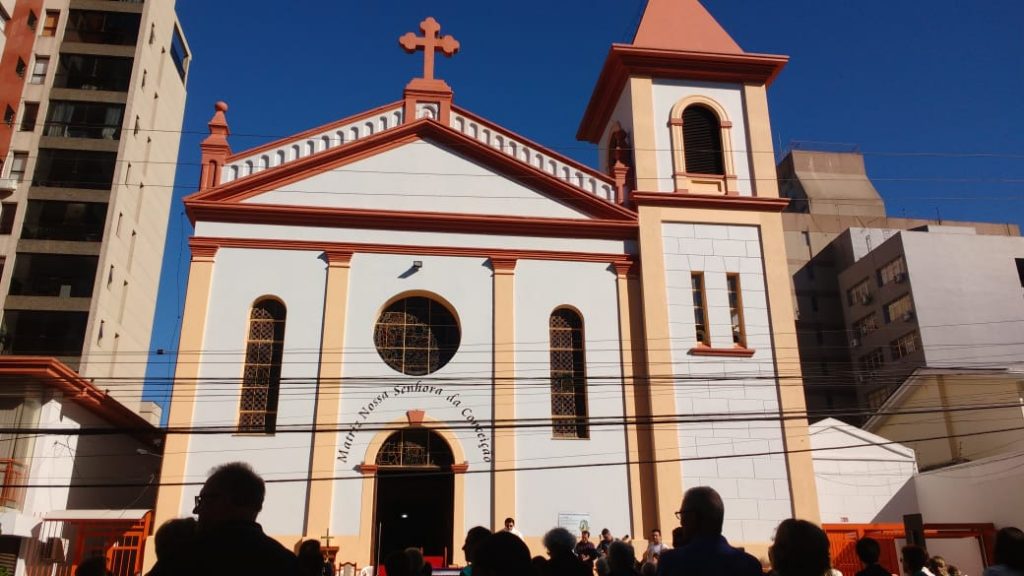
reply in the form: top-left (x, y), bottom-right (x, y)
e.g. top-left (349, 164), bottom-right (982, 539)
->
top-left (901, 545), bottom-right (929, 572)
top-left (472, 532), bottom-right (532, 576)
top-left (681, 486), bottom-right (725, 535)
top-left (504, 517), bottom-right (515, 525)
top-left (608, 541), bottom-right (636, 574)
top-left (207, 462), bottom-right (265, 512)
top-left (994, 527), bottom-right (1024, 570)
top-left (463, 526), bottom-right (492, 564)
top-left (855, 537), bottom-right (881, 565)
top-left (581, 530), bottom-right (590, 537)
top-left (384, 550), bottom-right (412, 576)
top-left (298, 540), bottom-right (325, 576)
top-left (601, 528), bottom-right (611, 536)
top-left (154, 517), bottom-right (197, 562)
top-left (671, 526), bottom-right (686, 548)
top-left (651, 528), bottom-right (660, 535)
top-left (770, 519), bottom-right (831, 576)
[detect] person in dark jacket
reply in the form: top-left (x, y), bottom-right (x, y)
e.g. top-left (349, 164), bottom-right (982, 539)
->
top-left (657, 486), bottom-right (762, 576)
top-left (541, 527), bottom-right (590, 576)
top-left (855, 537), bottom-right (894, 576)
top-left (769, 519), bottom-right (832, 576)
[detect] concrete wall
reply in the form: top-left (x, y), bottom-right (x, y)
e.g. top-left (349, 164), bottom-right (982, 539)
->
top-left (661, 222), bottom-right (793, 544)
top-left (913, 450), bottom-right (1024, 529)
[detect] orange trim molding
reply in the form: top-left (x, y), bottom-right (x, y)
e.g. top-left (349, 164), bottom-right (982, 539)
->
top-left (631, 192), bottom-right (789, 212)
top-left (578, 45), bottom-right (788, 143)
top-left (190, 236), bottom-right (634, 265)
top-left (688, 346), bottom-right (756, 358)
top-left (188, 240), bottom-right (219, 261)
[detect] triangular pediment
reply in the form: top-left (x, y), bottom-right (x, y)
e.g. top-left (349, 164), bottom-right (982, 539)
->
top-left (187, 115), bottom-right (634, 229)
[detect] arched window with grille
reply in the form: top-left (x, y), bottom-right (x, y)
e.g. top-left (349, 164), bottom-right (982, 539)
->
top-left (549, 308), bottom-right (588, 439)
top-left (238, 298), bottom-right (286, 433)
top-left (682, 104), bottom-right (725, 176)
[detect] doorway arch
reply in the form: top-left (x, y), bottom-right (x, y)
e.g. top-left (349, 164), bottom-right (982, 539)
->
top-left (364, 425), bottom-right (466, 567)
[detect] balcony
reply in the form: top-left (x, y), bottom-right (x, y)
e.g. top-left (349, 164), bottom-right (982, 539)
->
top-left (54, 54), bottom-right (134, 92)
top-left (0, 459), bottom-right (26, 510)
top-left (64, 10), bottom-right (141, 46)
top-left (32, 149), bottom-right (117, 190)
top-left (44, 101), bottom-right (124, 140)
top-left (0, 310), bottom-right (89, 358)
top-left (21, 200), bottom-right (108, 242)
top-left (9, 253), bottom-right (99, 298)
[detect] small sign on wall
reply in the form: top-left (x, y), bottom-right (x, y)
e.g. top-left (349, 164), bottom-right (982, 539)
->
top-left (557, 512), bottom-right (591, 537)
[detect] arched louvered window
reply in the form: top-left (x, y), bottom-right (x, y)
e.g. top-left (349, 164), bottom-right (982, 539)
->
top-left (376, 428), bottom-right (454, 468)
top-left (683, 105), bottom-right (725, 176)
top-left (238, 298), bottom-right (286, 433)
top-left (549, 308), bottom-right (589, 439)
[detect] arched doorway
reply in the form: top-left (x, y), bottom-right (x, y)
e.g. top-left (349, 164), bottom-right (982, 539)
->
top-left (373, 428), bottom-right (455, 567)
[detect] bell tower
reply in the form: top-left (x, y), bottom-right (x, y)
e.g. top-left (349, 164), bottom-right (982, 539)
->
top-left (578, 0), bottom-right (787, 203)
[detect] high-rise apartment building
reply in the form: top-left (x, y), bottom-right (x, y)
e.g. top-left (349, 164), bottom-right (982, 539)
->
top-left (0, 0), bottom-right (189, 419)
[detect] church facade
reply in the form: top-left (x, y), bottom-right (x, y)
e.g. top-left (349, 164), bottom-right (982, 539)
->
top-left (153, 0), bottom-right (818, 566)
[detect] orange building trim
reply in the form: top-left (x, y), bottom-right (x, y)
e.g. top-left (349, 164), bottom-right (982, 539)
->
top-left (577, 45), bottom-right (788, 142)
top-left (688, 346), bottom-right (756, 358)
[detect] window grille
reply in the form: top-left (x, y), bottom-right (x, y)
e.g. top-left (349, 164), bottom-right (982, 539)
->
top-left (682, 105), bottom-right (724, 175)
top-left (238, 299), bottom-right (286, 433)
top-left (376, 429), bottom-right (454, 468)
top-left (374, 296), bottom-right (460, 376)
top-left (549, 308), bottom-right (588, 439)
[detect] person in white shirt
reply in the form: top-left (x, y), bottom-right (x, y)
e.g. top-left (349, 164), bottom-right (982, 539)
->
top-left (502, 517), bottom-right (523, 539)
top-left (643, 529), bottom-right (667, 564)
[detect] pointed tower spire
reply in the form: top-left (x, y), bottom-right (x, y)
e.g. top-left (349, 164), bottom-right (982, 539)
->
top-left (199, 102), bottom-right (232, 190)
top-left (633, 0), bottom-right (743, 54)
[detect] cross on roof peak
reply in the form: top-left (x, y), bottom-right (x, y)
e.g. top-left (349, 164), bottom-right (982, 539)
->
top-left (400, 17), bottom-right (460, 82)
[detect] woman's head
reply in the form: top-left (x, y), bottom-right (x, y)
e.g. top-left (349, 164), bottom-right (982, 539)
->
top-left (769, 519), bottom-right (831, 576)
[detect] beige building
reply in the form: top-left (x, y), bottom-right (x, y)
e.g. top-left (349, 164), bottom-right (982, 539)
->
top-left (0, 0), bottom-right (189, 420)
top-left (779, 149), bottom-right (1020, 418)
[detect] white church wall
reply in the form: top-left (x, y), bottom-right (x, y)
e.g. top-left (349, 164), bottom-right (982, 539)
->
top-left (184, 248), bottom-right (327, 535)
top-left (194, 221), bottom-right (634, 258)
top-left (246, 140), bottom-right (592, 219)
top-left (661, 222), bottom-right (792, 544)
top-left (651, 81), bottom-right (753, 195)
top-left (513, 260), bottom-right (631, 537)
top-left (330, 253), bottom-right (495, 539)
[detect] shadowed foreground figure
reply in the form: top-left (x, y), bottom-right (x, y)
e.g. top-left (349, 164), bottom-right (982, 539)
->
top-left (539, 527), bottom-right (590, 576)
top-left (657, 486), bottom-right (762, 576)
top-left (769, 519), bottom-right (832, 576)
top-left (983, 527), bottom-right (1024, 576)
top-left (148, 461), bottom-right (298, 576)
top-left (146, 518), bottom-right (198, 576)
top-left (471, 531), bottom-right (535, 576)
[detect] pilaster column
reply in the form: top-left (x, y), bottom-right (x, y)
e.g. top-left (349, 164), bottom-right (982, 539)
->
top-left (152, 241), bottom-right (218, 533)
top-left (305, 250), bottom-right (354, 537)
top-left (490, 257), bottom-right (517, 527)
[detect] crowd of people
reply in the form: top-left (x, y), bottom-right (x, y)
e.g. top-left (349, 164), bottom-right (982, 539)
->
top-left (132, 461), bottom-right (1023, 576)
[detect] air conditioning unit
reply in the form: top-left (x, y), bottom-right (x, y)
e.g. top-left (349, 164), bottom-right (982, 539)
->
top-left (0, 178), bottom-right (17, 196)
top-left (41, 537), bottom-right (67, 563)
top-left (902, 311), bottom-right (915, 321)
top-left (850, 338), bottom-right (861, 348)
top-left (859, 294), bottom-right (873, 305)
top-left (894, 273), bottom-right (907, 284)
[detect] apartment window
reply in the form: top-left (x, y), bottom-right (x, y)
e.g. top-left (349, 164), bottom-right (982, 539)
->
top-left (20, 200), bottom-right (107, 242)
top-left (883, 294), bottom-right (914, 324)
top-left (64, 10), bottom-right (141, 45)
top-left (891, 331), bottom-right (920, 360)
top-left (9, 254), bottom-right (99, 298)
top-left (853, 313), bottom-right (880, 337)
top-left (27, 10), bottom-right (37, 30)
top-left (30, 56), bottom-right (49, 84)
top-left (15, 58), bottom-right (26, 78)
top-left (861, 348), bottom-right (885, 372)
top-left (9, 153), bottom-right (28, 182)
top-left (550, 308), bottom-right (588, 439)
top-left (866, 386), bottom-right (892, 410)
top-left (3, 106), bottom-right (14, 126)
top-left (0, 204), bottom-right (16, 235)
top-left (19, 102), bottom-right (39, 132)
top-left (169, 26), bottom-right (189, 81)
top-left (726, 273), bottom-right (746, 346)
top-left (238, 298), bottom-right (286, 434)
top-left (41, 10), bottom-right (59, 37)
top-left (878, 256), bottom-right (907, 286)
top-left (45, 101), bottom-right (125, 140)
top-left (1016, 258), bottom-right (1024, 287)
top-left (847, 279), bottom-right (872, 306)
top-left (32, 149), bottom-right (117, 189)
top-left (0, 310), bottom-right (89, 356)
top-left (682, 105), bottom-right (725, 175)
top-left (54, 54), bottom-right (134, 91)
top-left (692, 272), bottom-right (710, 345)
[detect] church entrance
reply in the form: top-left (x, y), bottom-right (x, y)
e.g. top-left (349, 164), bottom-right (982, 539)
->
top-left (373, 428), bottom-right (455, 567)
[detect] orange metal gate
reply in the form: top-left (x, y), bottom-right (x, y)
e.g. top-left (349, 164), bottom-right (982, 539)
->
top-left (824, 523), bottom-right (996, 576)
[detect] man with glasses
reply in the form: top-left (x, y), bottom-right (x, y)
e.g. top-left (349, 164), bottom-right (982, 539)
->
top-left (656, 486), bottom-right (761, 576)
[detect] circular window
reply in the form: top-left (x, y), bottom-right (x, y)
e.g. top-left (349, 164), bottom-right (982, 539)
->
top-left (374, 296), bottom-right (460, 375)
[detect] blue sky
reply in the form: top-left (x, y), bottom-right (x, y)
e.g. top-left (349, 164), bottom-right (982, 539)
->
top-left (142, 0), bottom-right (1024, 412)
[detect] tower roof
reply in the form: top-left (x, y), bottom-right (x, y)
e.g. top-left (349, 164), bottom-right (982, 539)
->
top-left (632, 0), bottom-right (744, 54)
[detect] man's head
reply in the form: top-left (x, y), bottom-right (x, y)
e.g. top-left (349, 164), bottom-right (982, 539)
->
top-left (901, 545), bottom-right (929, 574)
top-left (463, 526), bottom-right (492, 564)
top-left (601, 528), bottom-right (613, 542)
top-left (504, 517), bottom-right (515, 531)
top-left (543, 527), bottom-right (576, 555)
top-left (855, 537), bottom-right (881, 566)
top-left (193, 462), bottom-right (265, 529)
top-left (650, 529), bottom-right (661, 544)
top-left (769, 519), bottom-right (831, 576)
top-left (580, 530), bottom-right (591, 542)
top-left (678, 486), bottom-right (725, 543)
